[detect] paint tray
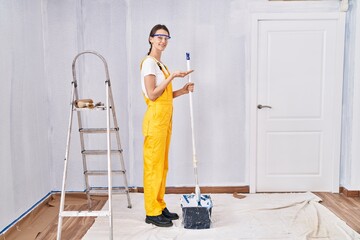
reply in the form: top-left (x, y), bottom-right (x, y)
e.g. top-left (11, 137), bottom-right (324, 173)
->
top-left (180, 194), bottom-right (212, 229)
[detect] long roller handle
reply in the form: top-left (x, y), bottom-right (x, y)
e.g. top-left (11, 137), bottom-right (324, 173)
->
top-left (186, 53), bottom-right (197, 162)
top-left (186, 52), bottom-right (201, 204)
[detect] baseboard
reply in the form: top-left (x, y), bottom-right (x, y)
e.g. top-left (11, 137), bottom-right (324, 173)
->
top-left (136, 186), bottom-right (250, 194)
top-left (340, 186), bottom-right (360, 197)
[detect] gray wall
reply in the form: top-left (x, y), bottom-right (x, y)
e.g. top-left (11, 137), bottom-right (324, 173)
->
top-left (341, 0), bottom-right (360, 190)
top-left (2, 0), bottom-right (357, 233)
top-left (0, 0), bottom-right (51, 231)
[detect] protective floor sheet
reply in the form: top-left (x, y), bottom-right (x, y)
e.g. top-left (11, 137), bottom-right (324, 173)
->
top-left (83, 192), bottom-right (360, 240)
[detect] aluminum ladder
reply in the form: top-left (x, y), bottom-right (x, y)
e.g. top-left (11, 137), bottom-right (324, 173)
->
top-left (56, 51), bottom-right (132, 240)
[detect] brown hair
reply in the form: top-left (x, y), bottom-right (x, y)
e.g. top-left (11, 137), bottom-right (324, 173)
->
top-left (147, 24), bottom-right (170, 55)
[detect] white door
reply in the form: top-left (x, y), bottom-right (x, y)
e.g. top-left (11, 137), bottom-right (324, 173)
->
top-left (252, 14), bottom-right (345, 192)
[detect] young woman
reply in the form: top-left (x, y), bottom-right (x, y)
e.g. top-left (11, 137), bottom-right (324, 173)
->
top-left (140, 24), bottom-right (194, 227)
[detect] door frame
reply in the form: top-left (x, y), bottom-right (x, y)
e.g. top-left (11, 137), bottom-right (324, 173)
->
top-left (248, 12), bottom-right (346, 193)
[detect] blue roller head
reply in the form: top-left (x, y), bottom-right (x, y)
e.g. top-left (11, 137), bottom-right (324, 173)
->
top-left (186, 52), bottom-right (190, 60)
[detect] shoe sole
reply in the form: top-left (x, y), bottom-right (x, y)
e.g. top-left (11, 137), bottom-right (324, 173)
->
top-left (145, 219), bottom-right (173, 227)
top-left (164, 216), bottom-right (179, 220)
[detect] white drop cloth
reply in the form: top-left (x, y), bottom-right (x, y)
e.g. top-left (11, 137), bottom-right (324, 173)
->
top-left (83, 192), bottom-right (360, 240)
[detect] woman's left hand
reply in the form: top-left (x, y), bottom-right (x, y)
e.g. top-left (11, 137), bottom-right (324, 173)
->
top-left (182, 82), bottom-right (195, 94)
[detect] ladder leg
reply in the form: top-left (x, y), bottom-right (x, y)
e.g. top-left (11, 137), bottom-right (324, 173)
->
top-left (56, 156), bottom-right (68, 240)
top-left (106, 82), bottom-right (113, 240)
top-left (109, 87), bottom-right (132, 208)
top-left (77, 110), bottom-right (92, 208)
top-left (57, 85), bottom-right (76, 240)
top-left (121, 154), bottom-right (132, 208)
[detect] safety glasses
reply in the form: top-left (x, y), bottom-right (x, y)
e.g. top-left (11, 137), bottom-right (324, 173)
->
top-left (152, 34), bottom-right (171, 41)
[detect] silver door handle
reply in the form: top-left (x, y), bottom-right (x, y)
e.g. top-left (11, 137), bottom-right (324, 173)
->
top-left (257, 104), bottom-right (272, 109)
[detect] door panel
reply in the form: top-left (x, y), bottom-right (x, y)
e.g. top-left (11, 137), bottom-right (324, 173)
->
top-left (267, 30), bottom-right (324, 119)
top-left (266, 132), bottom-right (321, 175)
top-left (255, 16), bottom-right (344, 192)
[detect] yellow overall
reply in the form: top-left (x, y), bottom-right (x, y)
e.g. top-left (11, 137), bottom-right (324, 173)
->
top-left (142, 57), bottom-right (173, 216)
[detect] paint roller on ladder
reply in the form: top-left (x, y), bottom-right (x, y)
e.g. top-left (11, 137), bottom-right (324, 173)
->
top-left (180, 52), bottom-right (213, 229)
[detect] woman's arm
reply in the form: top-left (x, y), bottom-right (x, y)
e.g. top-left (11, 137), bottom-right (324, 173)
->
top-left (144, 70), bottom-right (193, 101)
top-left (173, 82), bottom-right (195, 99)
top-left (144, 74), bottom-right (172, 101)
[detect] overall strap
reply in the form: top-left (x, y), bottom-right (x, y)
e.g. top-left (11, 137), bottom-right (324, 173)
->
top-left (140, 56), bottom-right (170, 78)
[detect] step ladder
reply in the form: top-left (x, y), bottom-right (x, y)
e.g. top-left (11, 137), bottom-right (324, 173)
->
top-left (56, 51), bottom-right (132, 240)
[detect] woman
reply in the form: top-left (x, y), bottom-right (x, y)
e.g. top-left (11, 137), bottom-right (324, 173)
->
top-left (141, 24), bottom-right (194, 227)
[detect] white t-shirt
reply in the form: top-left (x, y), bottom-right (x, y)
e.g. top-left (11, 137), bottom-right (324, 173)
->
top-left (141, 57), bottom-right (167, 98)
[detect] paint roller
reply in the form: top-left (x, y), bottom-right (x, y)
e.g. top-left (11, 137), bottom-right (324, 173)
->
top-left (75, 99), bottom-right (104, 109)
top-left (181, 52), bottom-right (213, 229)
top-left (75, 99), bottom-right (94, 108)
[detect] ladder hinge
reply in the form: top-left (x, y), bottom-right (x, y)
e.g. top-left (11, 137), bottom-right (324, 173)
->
top-left (72, 81), bottom-right (78, 88)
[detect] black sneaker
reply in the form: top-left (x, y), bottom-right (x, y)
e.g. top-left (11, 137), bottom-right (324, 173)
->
top-left (145, 214), bottom-right (173, 227)
top-left (162, 207), bottom-right (179, 220)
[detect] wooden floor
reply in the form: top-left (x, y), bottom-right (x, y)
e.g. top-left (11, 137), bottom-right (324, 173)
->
top-left (0, 194), bottom-right (108, 240)
top-left (314, 192), bottom-right (360, 233)
top-left (1, 192), bottom-right (359, 239)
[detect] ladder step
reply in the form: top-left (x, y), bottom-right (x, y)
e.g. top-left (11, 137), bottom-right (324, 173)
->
top-left (85, 170), bottom-right (125, 175)
top-left (79, 128), bottom-right (119, 133)
top-left (73, 106), bottom-right (109, 111)
top-left (82, 150), bottom-right (123, 155)
top-left (88, 187), bottom-right (129, 195)
top-left (60, 210), bottom-right (110, 217)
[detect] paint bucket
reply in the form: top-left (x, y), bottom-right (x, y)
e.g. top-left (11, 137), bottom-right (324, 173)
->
top-left (180, 194), bottom-right (213, 229)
